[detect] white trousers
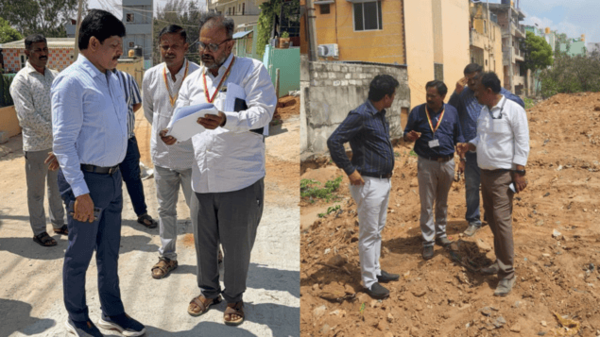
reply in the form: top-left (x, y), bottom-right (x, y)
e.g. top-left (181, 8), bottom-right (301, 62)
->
top-left (350, 176), bottom-right (391, 289)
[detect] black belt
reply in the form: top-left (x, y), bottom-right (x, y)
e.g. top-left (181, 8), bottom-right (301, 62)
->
top-left (422, 155), bottom-right (453, 163)
top-left (81, 164), bottom-right (119, 175)
top-left (360, 172), bottom-right (393, 179)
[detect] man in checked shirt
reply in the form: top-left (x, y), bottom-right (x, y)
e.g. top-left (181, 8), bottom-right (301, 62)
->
top-left (327, 74), bottom-right (400, 300)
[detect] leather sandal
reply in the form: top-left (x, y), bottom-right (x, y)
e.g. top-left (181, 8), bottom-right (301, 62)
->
top-left (224, 301), bottom-right (245, 326)
top-left (187, 294), bottom-right (222, 317)
top-left (137, 214), bottom-right (158, 228)
top-left (33, 232), bottom-right (57, 247)
top-left (54, 225), bottom-right (69, 235)
top-left (151, 258), bottom-right (177, 279)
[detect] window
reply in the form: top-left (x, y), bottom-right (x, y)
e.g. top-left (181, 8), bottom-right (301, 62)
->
top-left (126, 13), bottom-right (134, 22)
top-left (129, 42), bottom-right (135, 48)
top-left (242, 3), bottom-right (245, 15)
top-left (484, 20), bottom-right (487, 34)
top-left (20, 54), bottom-right (26, 69)
top-left (320, 4), bottom-right (330, 14)
top-left (353, 1), bottom-right (382, 31)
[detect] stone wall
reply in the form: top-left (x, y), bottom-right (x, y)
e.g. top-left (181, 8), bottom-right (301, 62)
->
top-left (301, 59), bottom-right (410, 158)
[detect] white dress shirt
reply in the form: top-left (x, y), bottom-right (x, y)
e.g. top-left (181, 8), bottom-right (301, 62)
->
top-left (9, 61), bottom-right (58, 151)
top-left (51, 54), bottom-right (128, 197)
top-left (469, 95), bottom-right (530, 170)
top-left (176, 53), bottom-right (277, 193)
top-left (143, 59), bottom-right (200, 170)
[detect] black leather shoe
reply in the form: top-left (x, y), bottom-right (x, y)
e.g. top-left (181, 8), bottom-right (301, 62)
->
top-left (365, 282), bottom-right (390, 299)
top-left (377, 270), bottom-right (399, 283)
top-left (422, 246), bottom-right (434, 260)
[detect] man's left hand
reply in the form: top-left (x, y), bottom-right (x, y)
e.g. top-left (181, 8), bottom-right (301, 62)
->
top-left (198, 111), bottom-right (226, 130)
top-left (44, 152), bottom-right (60, 171)
top-left (513, 172), bottom-right (527, 193)
top-left (457, 159), bottom-right (465, 174)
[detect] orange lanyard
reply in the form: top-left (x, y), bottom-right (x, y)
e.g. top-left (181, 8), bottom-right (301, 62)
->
top-left (203, 57), bottom-right (236, 103)
top-left (425, 106), bottom-right (445, 134)
top-left (163, 61), bottom-right (189, 106)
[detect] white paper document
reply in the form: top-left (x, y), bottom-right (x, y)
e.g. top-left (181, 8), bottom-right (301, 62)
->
top-left (166, 103), bottom-right (218, 142)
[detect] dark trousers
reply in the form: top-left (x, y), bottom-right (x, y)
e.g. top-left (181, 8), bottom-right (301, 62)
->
top-left (57, 168), bottom-right (125, 322)
top-left (190, 178), bottom-right (264, 303)
top-left (481, 169), bottom-right (515, 280)
top-left (119, 136), bottom-right (147, 216)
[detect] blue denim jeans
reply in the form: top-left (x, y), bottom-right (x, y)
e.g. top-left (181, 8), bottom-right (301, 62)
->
top-left (119, 136), bottom-right (147, 216)
top-left (464, 152), bottom-right (482, 226)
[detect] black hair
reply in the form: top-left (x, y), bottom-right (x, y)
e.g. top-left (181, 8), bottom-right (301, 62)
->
top-left (368, 74), bottom-right (400, 102)
top-left (78, 9), bottom-right (126, 50)
top-left (24, 34), bottom-right (47, 50)
top-left (463, 63), bottom-right (483, 75)
top-left (425, 80), bottom-right (448, 97)
top-left (158, 25), bottom-right (187, 43)
top-left (198, 12), bottom-right (234, 39)
top-left (479, 72), bottom-right (502, 93)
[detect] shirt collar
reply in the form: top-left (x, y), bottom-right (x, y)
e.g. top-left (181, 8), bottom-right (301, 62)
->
top-left (24, 61), bottom-right (49, 76)
top-left (203, 53), bottom-right (234, 76)
top-left (165, 58), bottom-right (188, 77)
top-left (365, 99), bottom-right (384, 115)
top-left (76, 54), bottom-right (104, 79)
top-left (490, 95), bottom-right (506, 111)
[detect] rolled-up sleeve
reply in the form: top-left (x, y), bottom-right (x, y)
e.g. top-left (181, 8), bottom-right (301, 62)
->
top-left (511, 106), bottom-right (529, 166)
top-left (222, 64), bottom-right (276, 133)
top-left (327, 112), bottom-right (363, 176)
top-left (51, 76), bottom-right (88, 197)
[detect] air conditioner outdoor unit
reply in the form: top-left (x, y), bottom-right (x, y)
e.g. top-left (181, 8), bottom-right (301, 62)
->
top-left (317, 44), bottom-right (339, 58)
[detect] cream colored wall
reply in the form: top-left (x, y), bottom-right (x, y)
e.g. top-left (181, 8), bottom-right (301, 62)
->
top-left (116, 57), bottom-right (145, 89)
top-left (493, 24), bottom-right (504, 82)
top-left (441, 0), bottom-right (470, 92)
top-left (0, 106), bottom-right (21, 139)
top-left (404, 0), bottom-right (434, 109)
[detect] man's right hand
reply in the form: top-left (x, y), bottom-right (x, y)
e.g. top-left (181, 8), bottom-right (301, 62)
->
top-left (74, 194), bottom-right (95, 223)
top-left (348, 170), bottom-right (365, 185)
top-left (159, 129), bottom-right (177, 145)
top-left (455, 77), bottom-right (468, 95)
top-left (405, 130), bottom-right (421, 142)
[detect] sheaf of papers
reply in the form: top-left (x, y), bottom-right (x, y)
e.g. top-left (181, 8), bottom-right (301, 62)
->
top-left (225, 83), bottom-right (269, 136)
top-left (166, 103), bottom-right (218, 142)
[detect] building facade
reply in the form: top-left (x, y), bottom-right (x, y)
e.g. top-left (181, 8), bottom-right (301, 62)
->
top-left (469, 1), bottom-right (504, 83)
top-left (208, 0), bottom-right (262, 32)
top-left (1, 38), bottom-right (76, 73)
top-left (122, 0), bottom-right (153, 69)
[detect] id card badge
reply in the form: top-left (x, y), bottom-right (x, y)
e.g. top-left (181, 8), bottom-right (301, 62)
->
top-left (428, 139), bottom-right (440, 148)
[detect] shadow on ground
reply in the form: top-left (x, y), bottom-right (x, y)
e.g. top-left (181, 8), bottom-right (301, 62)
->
top-left (0, 298), bottom-right (55, 337)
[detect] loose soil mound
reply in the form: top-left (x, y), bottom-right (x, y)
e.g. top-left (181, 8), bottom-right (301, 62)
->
top-left (300, 92), bottom-right (600, 337)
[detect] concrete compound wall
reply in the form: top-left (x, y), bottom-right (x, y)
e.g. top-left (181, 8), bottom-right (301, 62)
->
top-left (301, 59), bottom-right (410, 158)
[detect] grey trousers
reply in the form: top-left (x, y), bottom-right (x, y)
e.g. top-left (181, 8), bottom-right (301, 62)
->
top-left (25, 149), bottom-right (64, 236)
top-left (417, 156), bottom-right (454, 247)
top-left (481, 169), bottom-right (515, 280)
top-left (190, 178), bottom-right (264, 303)
top-left (154, 165), bottom-right (192, 261)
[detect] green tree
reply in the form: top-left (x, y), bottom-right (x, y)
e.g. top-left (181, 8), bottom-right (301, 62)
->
top-left (0, 0), bottom-right (87, 37)
top-left (153, 0), bottom-right (203, 65)
top-left (257, 0), bottom-right (300, 59)
top-left (0, 17), bottom-right (22, 43)
top-left (522, 32), bottom-right (553, 96)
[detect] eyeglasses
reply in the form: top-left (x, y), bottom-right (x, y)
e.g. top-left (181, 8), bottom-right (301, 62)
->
top-left (198, 39), bottom-right (232, 53)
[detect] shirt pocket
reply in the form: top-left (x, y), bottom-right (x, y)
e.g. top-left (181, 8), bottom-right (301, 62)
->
top-left (491, 119), bottom-right (510, 134)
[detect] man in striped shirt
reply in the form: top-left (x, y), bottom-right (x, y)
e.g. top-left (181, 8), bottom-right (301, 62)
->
top-left (113, 68), bottom-right (158, 229)
top-left (327, 74), bottom-right (400, 300)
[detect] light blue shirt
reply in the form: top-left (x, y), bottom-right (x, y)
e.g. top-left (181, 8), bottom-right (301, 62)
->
top-left (51, 54), bottom-right (128, 197)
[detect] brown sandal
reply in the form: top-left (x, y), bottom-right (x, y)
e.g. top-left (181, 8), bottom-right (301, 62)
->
top-left (224, 301), bottom-right (245, 326)
top-left (151, 258), bottom-right (178, 279)
top-left (187, 294), bottom-right (222, 317)
top-left (33, 232), bottom-right (57, 247)
top-left (54, 225), bottom-right (69, 235)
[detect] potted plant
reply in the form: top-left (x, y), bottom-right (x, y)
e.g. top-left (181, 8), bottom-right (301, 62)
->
top-left (279, 31), bottom-right (290, 49)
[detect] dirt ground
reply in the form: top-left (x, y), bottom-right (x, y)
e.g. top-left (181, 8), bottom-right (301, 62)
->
top-left (0, 95), bottom-right (300, 337)
top-left (300, 92), bottom-right (600, 337)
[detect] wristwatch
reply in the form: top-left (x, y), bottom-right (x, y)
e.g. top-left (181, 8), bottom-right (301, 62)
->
top-left (513, 169), bottom-right (526, 176)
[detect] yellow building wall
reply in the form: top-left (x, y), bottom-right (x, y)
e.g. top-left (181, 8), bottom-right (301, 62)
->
top-left (441, 0), bottom-right (470, 93)
top-left (493, 24), bottom-right (504, 81)
top-left (404, 0), bottom-right (434, 108)
top-left (0, 106), bottom-right (21, 139)
top-left (314, 0), bottom-right (405, 64)
top-left (116, 57), bottom-right (144, 89)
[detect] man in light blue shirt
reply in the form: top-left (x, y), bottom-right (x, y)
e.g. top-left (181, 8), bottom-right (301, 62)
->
top-left (448, 63), bottom-right (525, 237)
top-left (52, 9), bottom-right (145, 337)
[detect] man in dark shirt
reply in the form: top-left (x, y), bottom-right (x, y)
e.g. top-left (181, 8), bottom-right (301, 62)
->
top-left (404, 80), bottom-right (464, 260)
top-left (448, 63), bottom-right (524, 237)
top-left (327, 74), bottom-right (400, 300)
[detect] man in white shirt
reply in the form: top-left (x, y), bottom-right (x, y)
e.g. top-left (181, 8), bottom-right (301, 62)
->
top-left (458, 72), bottom-right (529, 297)
top-left (142, 25), bottom-right (200, 279)
top-left (169, 14), bottom-right (276, 325)
top-left (9, 34), bottom-right (66, 247)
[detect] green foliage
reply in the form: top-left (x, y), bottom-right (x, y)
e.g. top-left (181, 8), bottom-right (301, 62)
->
top-left (153, 0), bottom-right (203, 65)
top-left (280, 31), bottom-right (289, 38)
top-left (0, 18), bottom-right (22, 44)
top-left (318, 205), bottom-right (341, 218)
top-left (409, 150), bottom-right (417, 157)
top-left (394, 151), bottom-right (400, 158)
top-left (539, 51), bottom-right (600, 98)
top-left (0, 0), bottom-right (86, 37)
top-left (523, 97), bottom-right (535, 110)
top-left (257, 0), bottom-right (299, 59)
top-left (522, 32), bottom-right (554, 72)
top-left (300, 176), bottom-right (343, 202)
top-left (1, 75), bottom-right (15, 107)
